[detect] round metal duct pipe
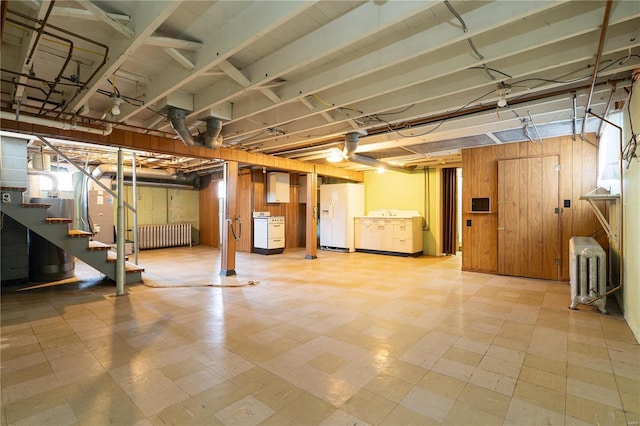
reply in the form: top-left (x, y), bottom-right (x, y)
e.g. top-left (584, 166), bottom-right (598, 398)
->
top-left (342, 132), bottom-right (412, 173)
top-left (91, 164), bottom-right (193, 182)
top-left (343, 132), bottom-right (360, 156)
top-left (168, 107), bottom-right (222, 149)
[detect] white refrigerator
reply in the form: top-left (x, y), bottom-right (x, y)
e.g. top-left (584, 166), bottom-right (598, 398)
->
top-left (319, 183), bottom-right (364, 252)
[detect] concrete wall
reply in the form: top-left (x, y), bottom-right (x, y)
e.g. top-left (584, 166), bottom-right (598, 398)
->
top-left (0, 136), bottom-right (29, 281)
top-left (0, 136), bottom-right (28, 189)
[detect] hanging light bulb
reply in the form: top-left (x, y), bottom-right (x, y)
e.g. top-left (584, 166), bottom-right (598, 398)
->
top-left (326, 147), bottom-right (344, 163)
top-left (496, 84), bottom-right (511, 108)
top-left (111, 96), bottom-right (123, 116)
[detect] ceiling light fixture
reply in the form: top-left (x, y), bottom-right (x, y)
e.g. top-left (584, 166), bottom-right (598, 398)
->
top-left (496, 83), bottom-right (511, 108)
top-left (326, 147), bottom-right (344, 163)
top-left (111, 96), bottom-right (123, 116)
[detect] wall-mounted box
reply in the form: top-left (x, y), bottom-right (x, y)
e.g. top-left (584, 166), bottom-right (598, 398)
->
top-left (470, 197), bottom-right (491, 213)
top-left (267, 172), bottom-right (290, 203)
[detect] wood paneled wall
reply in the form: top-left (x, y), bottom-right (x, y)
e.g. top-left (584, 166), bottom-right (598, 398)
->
top-left (199, 169), bottom-right (308, 252)
top-left (251, 170), bottom-right (307, 251)
top-left (198, 174), bottom-right (221, 247)
top-left (462, 134), bottom-right (605, 281)
top-left (236, 170), bottom-right (254, 253)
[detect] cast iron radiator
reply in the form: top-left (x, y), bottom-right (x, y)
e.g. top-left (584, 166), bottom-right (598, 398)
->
top-left (137, 223), bottom-right (192, 249)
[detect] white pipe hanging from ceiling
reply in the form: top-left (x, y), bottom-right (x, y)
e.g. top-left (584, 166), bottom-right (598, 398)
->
top-left (0, 111), bottom-right (113, 135)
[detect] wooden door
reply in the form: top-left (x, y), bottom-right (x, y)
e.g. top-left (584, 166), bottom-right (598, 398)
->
top-left (498, 156), bottom-right (560, 280)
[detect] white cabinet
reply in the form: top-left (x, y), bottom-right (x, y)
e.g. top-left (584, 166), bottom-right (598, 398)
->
top-left (392, 217), bottom-right (423, 254)
top-left (267, 172), bottom-right (290, 203)
top-left (371, 218), bottom-right (395, 252)
top-left (355, 216), bottom-right (423, 255)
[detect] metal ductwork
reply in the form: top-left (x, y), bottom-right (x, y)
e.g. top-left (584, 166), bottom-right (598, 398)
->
top-left (93, 164), bottom-right (168, 180)
top-left (342, 132), bottom-right (412, 174)
top-left (92, 164), bottom-right (190, 181)
top-left (343, 132), bottom-right (360, 157)
top-left (350, 153), bottom-right (412, 174)
top-left (92, 164), bottom-right (199, 189)
top-left (168, 107), bottom-right (222, 149)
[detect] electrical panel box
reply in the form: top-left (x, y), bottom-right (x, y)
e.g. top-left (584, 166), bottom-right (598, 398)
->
top-left (267, 172), bottom-right (290, 203)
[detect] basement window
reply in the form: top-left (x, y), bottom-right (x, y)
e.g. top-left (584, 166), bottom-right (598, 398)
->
top-left (218, 179), bottom-right (225, 199)
top-left (39, 170), bottom-right (73, 193)
top-left (597, 111), bottom-right (623, 194)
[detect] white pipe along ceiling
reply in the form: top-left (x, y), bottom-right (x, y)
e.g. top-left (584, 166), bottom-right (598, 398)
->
top-left (0, 0), bottom-right (638, 171)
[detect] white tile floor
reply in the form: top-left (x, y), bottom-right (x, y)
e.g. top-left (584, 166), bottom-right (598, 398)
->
top-left (1, 246), bottom-right (638, 425)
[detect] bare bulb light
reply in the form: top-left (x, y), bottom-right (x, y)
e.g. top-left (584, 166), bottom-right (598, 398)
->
top-left (326, 148), bottom-right (343, 163)
top-left (111, 97), bottom-right (123, 116)
top-left (495, 84), bottom-right (511, 109)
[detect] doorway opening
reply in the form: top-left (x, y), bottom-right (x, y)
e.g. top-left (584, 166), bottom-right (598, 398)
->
top-left (442, 167), bottom-right (462, 256)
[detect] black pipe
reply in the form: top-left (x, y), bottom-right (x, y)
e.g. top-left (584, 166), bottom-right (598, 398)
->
top-left (5, 16), bottom-right (76, 116)
top-left (7, 7), bottom-right (109, 117)
top-left (1, 78), bottom-right (51, 97)
top-left (37, 37), bottom-right (74, 116)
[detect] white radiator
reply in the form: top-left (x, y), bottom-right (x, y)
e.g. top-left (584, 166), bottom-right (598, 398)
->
top-left (569, 237), bottom-right (607, 314)
top-left (138, 223), bottom-right (192, 250)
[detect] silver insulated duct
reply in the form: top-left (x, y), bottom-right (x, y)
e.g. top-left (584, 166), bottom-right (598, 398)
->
top-left (343, 132), bottom-right (359, 157)
top-left (168, 107), bottom-right (222, 149)
top-left (343, 132), bottom-right (411, 174)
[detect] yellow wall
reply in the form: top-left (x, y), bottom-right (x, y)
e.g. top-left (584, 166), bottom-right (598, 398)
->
top-left (623, 79), bottom-right (639, 343)
top-left (363, 168), bottom-right (439, 255)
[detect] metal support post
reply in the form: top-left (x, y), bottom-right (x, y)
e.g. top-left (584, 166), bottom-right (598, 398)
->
top-left (116, 148), bottom-right (126, 295)
top-left (132, 152), bottom-right (138, 265)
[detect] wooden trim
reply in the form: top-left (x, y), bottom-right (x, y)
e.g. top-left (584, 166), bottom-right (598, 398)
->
top-left (1, 119), bottom-right (364, 181)
top-left (305, 171), bottom-right (318, 259)
top-left (220, 161), bottom-right (238, 276)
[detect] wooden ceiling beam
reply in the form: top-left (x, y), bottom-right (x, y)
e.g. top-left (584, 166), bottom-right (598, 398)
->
top-left (0, 119), bottom-right (363, 181)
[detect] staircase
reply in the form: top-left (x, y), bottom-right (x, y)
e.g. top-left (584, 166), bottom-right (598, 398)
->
top-left (0, 187), bottom-right (144, 285)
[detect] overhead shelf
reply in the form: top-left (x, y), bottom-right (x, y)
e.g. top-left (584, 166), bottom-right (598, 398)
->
top-left (580, 188), bottom-right (620, 242)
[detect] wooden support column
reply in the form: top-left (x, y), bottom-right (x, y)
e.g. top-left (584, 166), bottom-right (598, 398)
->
top-left (305, 170), bottom-right (318, 259)
top-left (220, 161), bottom-right (238, 276)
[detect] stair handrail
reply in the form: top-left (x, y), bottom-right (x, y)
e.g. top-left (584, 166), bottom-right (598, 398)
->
top-left (36, 136), bottom-right (136, 213)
